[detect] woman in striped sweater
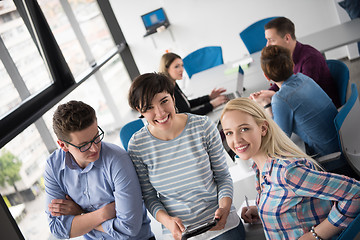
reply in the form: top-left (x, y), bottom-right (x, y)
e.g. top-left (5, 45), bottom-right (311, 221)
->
top-left (127, 73), bottom-right (245, 240)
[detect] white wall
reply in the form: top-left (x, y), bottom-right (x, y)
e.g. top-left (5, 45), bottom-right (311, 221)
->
top-left (327, 0), bottom-right (360, 60)
top-left (109, 0), bottom-right (346, 75)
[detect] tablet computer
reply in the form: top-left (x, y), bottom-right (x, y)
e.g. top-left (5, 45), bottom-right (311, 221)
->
top-left (181, 219), bottom-right (218, 240)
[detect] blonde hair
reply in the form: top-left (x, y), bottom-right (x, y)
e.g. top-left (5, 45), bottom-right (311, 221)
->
top-left (220, 98), bottom-right (322, 169)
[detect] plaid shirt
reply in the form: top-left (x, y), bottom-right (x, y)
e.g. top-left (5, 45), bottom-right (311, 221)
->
top-left (253, 157), bottom-right (360, 239)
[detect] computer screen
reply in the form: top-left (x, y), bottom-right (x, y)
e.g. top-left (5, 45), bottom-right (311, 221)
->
top-left (141, 8), bottom-right (169, 30)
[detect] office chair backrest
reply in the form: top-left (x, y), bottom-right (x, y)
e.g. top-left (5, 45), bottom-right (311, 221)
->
top-left (326, 59), bottom-right (350, 106)
top-left (119, 119), bottom-right (144, 151)
top-left (239, 16), bottom-right (279, 54)
top-left (183, 46), bottom-right (223, 79)
top-left (336, 212), bottom-right (360, 240)
top-left (334, 83), bottom-right (360, 176)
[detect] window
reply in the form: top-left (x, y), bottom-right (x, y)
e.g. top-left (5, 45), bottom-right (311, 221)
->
top-left (0, 60), bottom-right (21, 117)
top-left (0, 0), bottom-right (139, 239)
top-left (0, 2), bottom-right (52, 118)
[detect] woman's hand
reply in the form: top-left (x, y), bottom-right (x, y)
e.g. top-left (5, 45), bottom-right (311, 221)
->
top-left (209, 88), bottom-right (226, 99)
top-left (298, 219), bottom-right (342, 240)
top-left (211, 196), bottom-right (232, 230)
top-left (210, 95), bottom-right (228, 108)
top-left (241, 205), bottom-right (260, 224)
top-left (156, 210), bottom-right (185, 240)
top-left (163, 216), bottom-right (185, 240)
top-left (48, 195), bottom-right (83, 216)
top-left (211, 207), bottom-right (230, 231)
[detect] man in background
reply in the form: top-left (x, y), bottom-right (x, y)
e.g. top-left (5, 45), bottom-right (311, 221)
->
top-left (251, 17), bottom-right (340, 108)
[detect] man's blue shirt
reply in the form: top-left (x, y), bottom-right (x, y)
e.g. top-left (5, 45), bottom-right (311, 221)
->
top-left (272, 73), bottom-right (340, 157)
top-left (44, 142), bottom-right (153, 239)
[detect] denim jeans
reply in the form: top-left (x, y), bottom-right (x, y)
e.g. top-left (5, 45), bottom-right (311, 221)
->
top-left (212, 221), bottom-right (246, 240)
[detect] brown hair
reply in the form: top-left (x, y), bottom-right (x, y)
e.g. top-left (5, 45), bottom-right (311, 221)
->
top-left (159, 52), bottom-right (182, 79)
top-left (52, 100), bottom-right (96, 141)
top-left (128, 73), bottom-right (175, 113)
top-left (261, 45), bottom-right (294, 82)
top-left (265, 17), bottom-right (296, 40)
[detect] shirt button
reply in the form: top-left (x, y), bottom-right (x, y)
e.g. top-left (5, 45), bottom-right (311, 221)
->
top-left (83, 191), bottom-right (87, 195)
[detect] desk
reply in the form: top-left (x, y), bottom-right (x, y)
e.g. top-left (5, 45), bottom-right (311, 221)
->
top-left (183, 52), bottom-right (270, 122)
top-left (229, 164), bottom-right (256, 210)
top-left (229, 164), bottom-right (266, 240)
top-left (185, 52), bottom-right (267, 97)
top-left (298, 18), bottom-right (360, 54)
top-left (184, 52), bottom-right (305, 151)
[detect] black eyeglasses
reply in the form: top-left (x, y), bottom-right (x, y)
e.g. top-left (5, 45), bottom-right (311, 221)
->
top-left (62, 126), bottom-right (104, 152)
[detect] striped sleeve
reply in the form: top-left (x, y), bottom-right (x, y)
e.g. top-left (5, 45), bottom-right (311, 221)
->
top-left (128, 135), bottom-right (166, 218)
top-left (202, 116), bottom-right (233, 200)
top-left (284, 160), bottom-right (360, 227)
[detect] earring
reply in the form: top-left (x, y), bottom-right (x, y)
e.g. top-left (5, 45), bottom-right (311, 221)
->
top-left (175, 106), bottom-right (179, 114)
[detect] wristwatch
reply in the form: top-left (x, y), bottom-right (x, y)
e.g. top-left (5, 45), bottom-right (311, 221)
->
top-left (263, 103), bottom-right (271, 109)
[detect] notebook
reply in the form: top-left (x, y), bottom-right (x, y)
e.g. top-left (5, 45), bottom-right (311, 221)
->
top-left (225, 65), bottom-right (244, 100)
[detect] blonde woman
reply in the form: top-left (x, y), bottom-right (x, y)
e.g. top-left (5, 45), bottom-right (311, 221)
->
top-left (220, 97), bottom-right (360, 240)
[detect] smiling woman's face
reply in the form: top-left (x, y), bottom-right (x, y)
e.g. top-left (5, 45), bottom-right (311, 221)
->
top-left (221, 110), bottom-right (267, 161)
top-left (139, 91), bottom-right (176, 131)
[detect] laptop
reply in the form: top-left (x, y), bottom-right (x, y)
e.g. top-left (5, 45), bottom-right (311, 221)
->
top-left (210, 65), bottom-right (245, 115)
top-left (225, 65), bottom-right (245, 100)
top-left (141, 8), bottom-right (170, 37)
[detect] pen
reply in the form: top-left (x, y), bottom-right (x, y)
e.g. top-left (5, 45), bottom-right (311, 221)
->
top-left (245, 195), bottom-right (252, 225)
top-left (245, 195), bottom-right (250, 208)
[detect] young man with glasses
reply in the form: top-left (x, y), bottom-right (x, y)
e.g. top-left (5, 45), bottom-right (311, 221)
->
top-left (44, 100), bottom-right (154, 240)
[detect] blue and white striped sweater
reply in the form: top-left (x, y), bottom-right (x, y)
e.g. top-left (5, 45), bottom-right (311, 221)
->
top-left (128, 113), bottom-right (234, 234)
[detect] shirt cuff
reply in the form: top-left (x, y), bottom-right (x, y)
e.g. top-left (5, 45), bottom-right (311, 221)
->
top-left (328, 204), bottom-right (355, 228)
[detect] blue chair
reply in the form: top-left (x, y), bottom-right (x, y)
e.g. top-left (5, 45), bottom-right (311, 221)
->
top-left (183, 46), bottom-right (223, 79)
top-left (318, 83), bottom-right (360, 177)
top-left (239, 17), bottom-right (279, 54)
top-left (336, 212), bottom-right (360, 239)
top-left (326, 59), bottom-right (350, 106)
top-left (119, 119), bottom-right (144, 151)
top-left (334, 83), bottom-right (360, 176)
top-left (317, 84), bottom-right (360, 239)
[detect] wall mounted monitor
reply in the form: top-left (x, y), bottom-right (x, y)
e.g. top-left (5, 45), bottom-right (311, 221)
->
top-left (141, 8), bottom-right (170, 36)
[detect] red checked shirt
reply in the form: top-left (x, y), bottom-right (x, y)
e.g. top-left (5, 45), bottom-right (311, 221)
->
top-left (253, 157), bottom-right (360, 239)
